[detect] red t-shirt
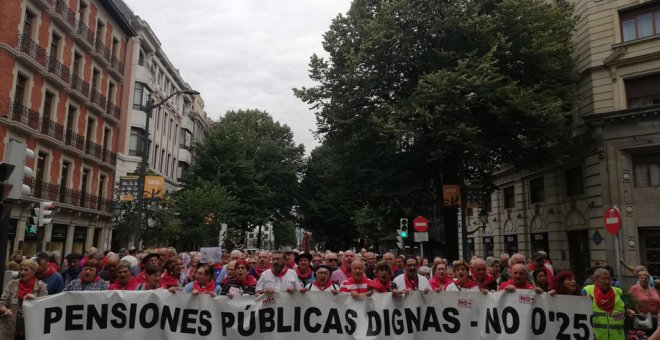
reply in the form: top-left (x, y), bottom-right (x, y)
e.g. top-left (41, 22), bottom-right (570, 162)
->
top-left (340, 275), bottom-right (371, 293)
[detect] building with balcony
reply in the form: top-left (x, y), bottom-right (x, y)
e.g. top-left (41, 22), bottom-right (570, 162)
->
top-left (460, 0), bottom-right (660, 283)
top-left (178, 95), bottom-right (212, 181)
top-left (0, 0), bottom-right (135, 257)
top-left (115, 12), bottom-right (195, 195)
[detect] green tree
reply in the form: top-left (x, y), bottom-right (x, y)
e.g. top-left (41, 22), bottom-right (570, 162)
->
top-left (190, 109), bottom-right (305, 246)
top-left (173, 180), bottom-right (238, 249)
top-left (295, 0), bottom-right (577, 257)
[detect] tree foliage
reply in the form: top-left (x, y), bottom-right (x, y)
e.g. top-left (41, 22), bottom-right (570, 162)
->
top-left (187, 109), bottom-right (305, 245)
top-left (295, 0), bottom-right (577, 249)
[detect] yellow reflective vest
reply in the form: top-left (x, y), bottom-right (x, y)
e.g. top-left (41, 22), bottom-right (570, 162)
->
top-left (583, 284), bottom-right (625, 340)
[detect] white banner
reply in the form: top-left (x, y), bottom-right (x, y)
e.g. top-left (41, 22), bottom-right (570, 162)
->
top-left (24, 290), bottom-right (593, 340)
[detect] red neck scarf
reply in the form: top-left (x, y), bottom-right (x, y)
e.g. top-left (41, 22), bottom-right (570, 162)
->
top-left (296, 267), bottom-right (313, 280)
top-left (287, 260), bottom-right (295, 269)
top-left (235, 275), bottom-right (257, 287)
top-left (109, 277), bottom-right (138, 290)
top-left (369, 278), bottom-right (391, 292)
top-left (595, 286), bottom-right (616, 312)
top-left (429, 274), bottom-right (452, 290)
top-left (18, 277), bottom-right (37, 300)
top-left (313, 280), bottom-right (334, 291)
top-left (255, 265), bottom-right (271, 278)
top-left (273, 267), bottom-right (289, 278)
top-left (193, 279), bottom-right (216, 294)
top-left (160, 272), bottom-right (179, 288)
top-left (454, 278), bottom-right (478, 289)
top-left (404, 274), bottom-right (419, 290)
top-left (341, 265), bottom-right (352, 278)
top-left (37, 264), bottom-right (56, 280)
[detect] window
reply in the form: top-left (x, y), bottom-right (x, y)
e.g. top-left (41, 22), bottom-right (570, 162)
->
top-left (529, 177), bottom-right (545, 204)
top-left (621, 7), bottom-right (660, 42)
top-left (634, 155), bottom-right (660, 187)
top-left (133, 82), bottom-right (150, 110)
top-left (23, 10), bottom-right (36, 37)
top-left (168, 118), bottom-right (173, 138)
top-left (107, 82), bottom-right (115, 105)
top-left (78, 1), bottom-right (88, 24)
top-left (72, 52), bottom-right (82, 76)
top-left (138, 49), bottom-right (145, 66)
top-left (49, 33), bottom-right (61, 58)
top-left (91, 68), bottom-right (99, 91)
top-left (129, 127), bottom-right (145, 156)
top-left (166, 154), bottom-right (171, 176)
top-left (626, 74), bottom-right (660, 108)
top-left (160, 150), bottom-right (165, 172)
top-left (565, 167), bottom-right (584, 196)
top-left (43, 91), bottom-right (55, 117)
top-left (111, 37), bottom-right (118, 58)
top-left (14, 74), bottom-right (28, 104)
top-left (503, 186), bottom-right (515, 209)
top-left (95, 20), bottom-right (105, 45)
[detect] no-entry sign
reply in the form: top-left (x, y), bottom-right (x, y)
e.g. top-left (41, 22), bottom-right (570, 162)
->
top-left (604, 207), bottom-right (621, 235)
top-left (413, 216), bottom-right (429, 232)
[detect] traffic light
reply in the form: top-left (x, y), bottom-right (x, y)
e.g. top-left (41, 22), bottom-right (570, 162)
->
top-left (400, 218), bottom-right (408, 238)
top-left (4, 141), bottom-right (34, 199)
top-left (39, 201), bottom-right (55, 225)
top-left (26, 204), bottom-right (39, 235)
top-left (0, 163), bottom-right (16, 201)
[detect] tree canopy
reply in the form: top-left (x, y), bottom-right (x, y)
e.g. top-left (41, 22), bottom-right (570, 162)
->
top-left (296, 0), bottom-right (577, 250)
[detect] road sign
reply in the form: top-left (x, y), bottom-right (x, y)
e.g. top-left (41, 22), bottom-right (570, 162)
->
top-left (604, 206), bottom-right (621, 235)
top-left (413, 216), bottom-right (429, 232)
top-left (415, 232), bottom-right (428, 242)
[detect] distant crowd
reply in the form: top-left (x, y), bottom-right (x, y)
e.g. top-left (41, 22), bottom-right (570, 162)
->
top-left (2, 242), bottom-right (660, 340)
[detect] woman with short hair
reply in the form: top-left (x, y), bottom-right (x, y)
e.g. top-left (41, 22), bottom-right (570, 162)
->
top-left (63, 259), bottom-right (108, 291)
top-left (184, 264), bottom-right (221, 296)
top-left (445, 260), bottom-right (480, 292)
top-left (0, 259), bottom-right (48, 339)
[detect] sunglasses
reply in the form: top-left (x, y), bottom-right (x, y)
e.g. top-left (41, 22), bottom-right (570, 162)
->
top-left (327, 259), bottom-right (338, 262)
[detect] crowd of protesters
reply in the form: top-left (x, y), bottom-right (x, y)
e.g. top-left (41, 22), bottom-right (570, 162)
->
top-left (2, 237), bottom-right (660, 339)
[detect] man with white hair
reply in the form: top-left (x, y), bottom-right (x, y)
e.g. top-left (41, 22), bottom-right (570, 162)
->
top-left (582, 267), bottom-right (634, 340)
top-left (215, 250), bottom-right (242, 282)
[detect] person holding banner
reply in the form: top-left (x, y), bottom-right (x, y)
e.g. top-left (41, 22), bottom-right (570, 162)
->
top-left (63, 259), bottom-right (109, 291)
top-left (256, 251), bottom-right (302, 294)
top-left (331, 250), bottom-right (356, 285)
top-left (184, 264), bottom-right (221, 296)
top-left (294, 253), bottom-right (314, 286)
top-left (582, 267), bottom-right (634, 340)
top-left (302, 265), bottom-right (339, 293)
top-left (160, 257), bottom-right (183, 292)
top-left (221, 260), bottom-right (257, 297)
top-left (108, 261), bottom-right (138, 290)
top-left (339, 260), bottom-right (371, 298)
top-left (136, 265), bottom-right (163, 291)
top-left (429, 262), bottom-right (452, 291)
top-left (368, 261), bottom-right (398, 294)
top-left (498, 264), bottom-right (543, 293)
top-left (446, 260), bottom-right (481, 292)
top-left (393, 256), bottom-right (431, 294)
top-left (552, 270), bottom-right (581, 295)
top-left (0, 259), bottom-right (48, 340)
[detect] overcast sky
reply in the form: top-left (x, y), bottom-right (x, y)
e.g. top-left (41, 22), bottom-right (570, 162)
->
top-left (122, 0), bottom-right (353, 152)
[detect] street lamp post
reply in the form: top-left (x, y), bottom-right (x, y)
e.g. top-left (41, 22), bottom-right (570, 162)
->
top-left (133, 89), bottom-right (199, 249)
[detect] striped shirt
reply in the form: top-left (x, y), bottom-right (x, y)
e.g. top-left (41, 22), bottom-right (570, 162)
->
top-left (340, 276), bottom-right (371, 293)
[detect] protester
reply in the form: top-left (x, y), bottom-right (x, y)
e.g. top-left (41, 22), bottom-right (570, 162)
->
top-left (136, 265), bottom-right (163, 291)
top-left (324, 252), bottom-right (339, 272)
top-left (498, 263), bottom-right (542, 293)
top-left (62, 252), bottom-right (83, 285)
top-left (311, 254), bottom-right (323, 270)
top-left (529, 252), bottom-right (554, 288)
top-left (339, 260), bottom-right (371, 298)
top-left (418, 266), bottom-right (431, 280)
top-left (552, 270), bottom-right (581, 295)
top-left (108, 261), bottom-right (139, 290)
top-left (221, 259), bottom-right (257, 297)
top-left (256, 251), bottom-right (302, 294)
top-left (184, 263), bottom-right (220, 296)
top-left (533, 269), bottom-right (550, 292)
top-left (136, 253), bottom-right (160, 283)
top-left (628, 269), bottom-right (660, 331)
top-left (382, 252), bottom-right (403, 278)
top-left (368, 261), bottom-right (398, 293)
top-left (446, 260), bottom-right (480, 292)
top-left (63, 259), bottom-right (108, 291)
top-left (470, 258), bottom-right (497, 291)
top-left (215, 250), bottom-right (242, 283)
top-left (303, 265), bottom-right (339, 293)
top-left (294, 253), bottom-right (315, 286)
top-left (582, 268), bottom-right (634, 340)
top-left (393, 256), bottom-right (431, 293)
top-left (331, 250), bottom-right (356, 284)
top-left (0, 259), bottom-right (48, 339)
top-left (429, 262), bottom-right (452, 291)
top-left (99, 253), bottom-right (119, 282)
top-left (160, 257), bottom-right (183, 292)
top-left (249, 251), bottom-right (271, 280)
top-left (34, 251), bottom-right (64, 295)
